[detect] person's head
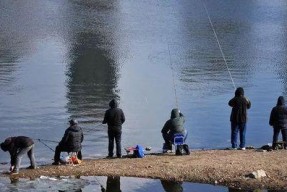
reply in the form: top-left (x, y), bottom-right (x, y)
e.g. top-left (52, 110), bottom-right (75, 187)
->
top-left (69, 119), bottom-right (78, 126)
top-left (109, 99), bottom-right (118, 108)
top-left (170, 108), bottom-right (180, 119)
top-left (235, 87), bottom-right (244, 97)
top-left (0, 138), bottom-right (12, 152)
top-left (277, 96), bottom-right (285, 106)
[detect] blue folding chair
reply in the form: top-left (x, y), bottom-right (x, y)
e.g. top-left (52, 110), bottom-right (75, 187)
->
top-left (173, 133), bottom-right (184, 151)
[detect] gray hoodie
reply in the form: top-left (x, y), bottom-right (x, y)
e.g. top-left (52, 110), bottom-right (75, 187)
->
top-left (161, 108), bottom-right (186, 135)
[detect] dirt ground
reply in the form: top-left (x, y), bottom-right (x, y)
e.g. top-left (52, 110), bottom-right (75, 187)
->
top-left (2, 149), bottom-right (287, 190)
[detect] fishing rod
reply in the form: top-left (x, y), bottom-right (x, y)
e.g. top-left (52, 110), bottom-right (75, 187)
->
top-left (167, 43), bottom-right (179, 108)
top-left (201, 0), bottom-right (236, 90)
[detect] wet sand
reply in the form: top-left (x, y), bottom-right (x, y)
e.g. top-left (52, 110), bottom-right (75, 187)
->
top-left (2, 149), bottom-right (287, 190)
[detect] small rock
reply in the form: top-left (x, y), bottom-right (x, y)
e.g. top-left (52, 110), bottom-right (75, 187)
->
top-left (246, 169), bottom-right (266, 179)
top-left (256, 149), bottom-right (267, 152)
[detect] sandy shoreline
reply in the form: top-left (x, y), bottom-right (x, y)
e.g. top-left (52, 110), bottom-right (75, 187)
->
top-left (2, 149), bottom-right (287, 190)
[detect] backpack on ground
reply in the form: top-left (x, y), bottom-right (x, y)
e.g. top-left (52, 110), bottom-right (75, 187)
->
top-left (133, 145), bottom-right (145, 158)
top-left (183, 144), bottom-right (190, 155)
top-left (176, 144), bottom-right (190, 156)
top-left (175, 145), bottom-right (184, 155)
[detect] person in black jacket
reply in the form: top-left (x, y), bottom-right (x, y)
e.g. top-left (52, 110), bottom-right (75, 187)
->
top-left (102, 99), bottom-right (125, 158)
top-left (52, 119), bottom-right (84, 165)
top-left (228, 87), bottom-right (251, 150)
top-left (269, 96), bottom-right (287, 149)
top-left (0, 136), bottom-right (36, 174)
top-left (161, 108), bottom-right (187, 152)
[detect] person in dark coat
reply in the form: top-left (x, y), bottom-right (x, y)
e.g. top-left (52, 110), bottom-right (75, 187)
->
top-left (228, 87), bottom-right (251, 150)
top-left (102, 99), bottom-right (125, 158)
top-left (0, 136), bottom-right (36, 174)
top-left (161, 108), bottom-right (187, 152)
top-left (269, 96), bottom-right (287, 149)
top-left (52, 119), bottom-right (84, 165)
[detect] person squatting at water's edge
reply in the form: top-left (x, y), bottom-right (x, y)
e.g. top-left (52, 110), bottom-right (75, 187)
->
top-left (0, 136), bottom-right (37, 174)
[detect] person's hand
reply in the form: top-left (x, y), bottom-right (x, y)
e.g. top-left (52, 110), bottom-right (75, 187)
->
top-left (245, 97), bottom-right (250, 103)
top-left (9, 166), bottom-right (14, 172)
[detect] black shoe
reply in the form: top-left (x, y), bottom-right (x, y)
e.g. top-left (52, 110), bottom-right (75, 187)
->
top-left (117, 155), bottom-right (122, 158)
top-left (52, 162), bottom-right (61, 165)
top-left (106, 156), bottom-right (113, 159)
top-left (26, 166), bottom-right (36, 169)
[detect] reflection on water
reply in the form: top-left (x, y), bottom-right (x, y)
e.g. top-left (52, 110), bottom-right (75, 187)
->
top-left (161, 180), bottom-right (183, 192)
top-left (104, 176), bottom-right (121, 192)
top-left (0, 176), bottom-right (275, 192)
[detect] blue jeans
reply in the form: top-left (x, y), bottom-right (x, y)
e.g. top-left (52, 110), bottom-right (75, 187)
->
top-left (231, 122), bottom-right (246, 148)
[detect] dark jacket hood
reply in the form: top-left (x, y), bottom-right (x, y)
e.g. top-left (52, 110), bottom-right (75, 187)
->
top-left (0, 138), bottom-right (11, 152)
top-left (109, 99), bottom-right (118, 108)
top-left (277, 96), bottom-right (285, 106)
top-left (235, 87), bottom-right (244, 97)
top-left (170, 108), bottom-right (180, 119)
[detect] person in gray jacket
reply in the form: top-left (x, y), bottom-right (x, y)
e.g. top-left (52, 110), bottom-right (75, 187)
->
top-left (52, 119), bottom-right (84, 165)
top-left (0, 136), bottom-right (36, 174)
top-left (161, 108), bottom-right (187, 152)
top-left (269, 96), bottom-right (287, 149)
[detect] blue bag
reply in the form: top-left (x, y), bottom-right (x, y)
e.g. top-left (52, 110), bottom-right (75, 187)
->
top-left (133, 145), bottom-right (145, 158)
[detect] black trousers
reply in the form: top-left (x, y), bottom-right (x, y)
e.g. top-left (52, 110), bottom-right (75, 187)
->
top-left (272, 127), bottom-right (287, 149)
top-left (108, 130), bottom-right (122, 157)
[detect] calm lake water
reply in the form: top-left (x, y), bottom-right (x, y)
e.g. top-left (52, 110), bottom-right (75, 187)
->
top-left (1, 0), bottom-right (287, 191)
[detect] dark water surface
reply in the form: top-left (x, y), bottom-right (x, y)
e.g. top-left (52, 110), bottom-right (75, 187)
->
top-left (1, 0), bottom-right (287, 191)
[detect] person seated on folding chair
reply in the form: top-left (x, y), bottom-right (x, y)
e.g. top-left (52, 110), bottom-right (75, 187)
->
top-left (161, 108), bottom-right (188, 153)
top-left (52, 119), bottom-right (84, 165)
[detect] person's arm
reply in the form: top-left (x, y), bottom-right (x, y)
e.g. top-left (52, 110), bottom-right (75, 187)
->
top-left (81, 129), bottom-right (84, 143)
top-left (121, 110), bottom-right (125, 124)
top-left (9, 150), bottom-right (16, 170)
top-left (60, 129), bottom-right (69, 145)
top-left (102, 111), bottom-right (108, 124)
top-left (179, 112), bottom-right (185, 123)
top-left (161, 121), bottom-right (169, 134)
top-left (269, 108), bottom-right (275, 126)
top-left (245, 97), bottom-right (251, 109)
top-left (228, 98), bottom-right (235, 107)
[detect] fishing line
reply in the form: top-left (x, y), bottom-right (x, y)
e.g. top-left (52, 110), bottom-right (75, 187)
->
top-left (37, 139), bottom-right (56, 152)
top-left (35, 138), bottom-right (58, 143)
top-left (167, 43), bottom-right (179, 108)
top-left (201, 0), bottom-right (236, 90)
